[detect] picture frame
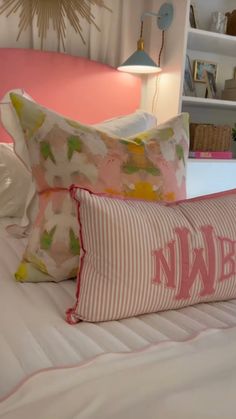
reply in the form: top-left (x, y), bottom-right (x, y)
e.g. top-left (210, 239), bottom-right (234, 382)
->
top-left (183, 55), bottom-right (196, 97)
top-left (234, 67), bottom-right (236, 79)
top-left (189, 4), bottom-right (198, 28)
top-left (204, 70), bottom-right (217, 99)
top-left (193, 60), bottom-right (217, 83)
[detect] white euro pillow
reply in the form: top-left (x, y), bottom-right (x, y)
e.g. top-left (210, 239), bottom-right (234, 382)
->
top-left (94, 110), bottom-right (157, 136)
top-left (0, 89), bottom-right (32, 170)
top-left (0, 90), bottom-right (38, 234)
top-left (0, 143), bottom-right (33, 218)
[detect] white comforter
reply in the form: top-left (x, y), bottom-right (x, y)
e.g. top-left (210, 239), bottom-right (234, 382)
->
top-left (1, 326), bottom-right (236, 419)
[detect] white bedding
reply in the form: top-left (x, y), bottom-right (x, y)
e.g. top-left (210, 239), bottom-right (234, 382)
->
top-left (1, 220), bottom-right (236, 401)
top-left (1, 326), bottom-right (236, 419)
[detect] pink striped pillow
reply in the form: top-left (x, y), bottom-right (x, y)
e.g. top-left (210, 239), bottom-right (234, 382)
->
top-left (67, 187), bottom-right (236, 323)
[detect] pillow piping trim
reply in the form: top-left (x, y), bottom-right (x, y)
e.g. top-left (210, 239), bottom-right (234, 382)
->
top-left (70, 185), bottom-right (236, 208)
top-left (66, 185), bottom-right (86, 325)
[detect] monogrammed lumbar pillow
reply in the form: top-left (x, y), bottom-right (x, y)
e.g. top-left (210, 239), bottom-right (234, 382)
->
top-left (67, 187), bottom-right (236, 323)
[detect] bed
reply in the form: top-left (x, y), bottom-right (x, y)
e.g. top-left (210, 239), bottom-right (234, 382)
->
top-left (0, 48), bottom-right (236, 419)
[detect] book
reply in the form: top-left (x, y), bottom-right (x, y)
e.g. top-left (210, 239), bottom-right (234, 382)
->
top-left (189, 151), bottom-right (233, 159)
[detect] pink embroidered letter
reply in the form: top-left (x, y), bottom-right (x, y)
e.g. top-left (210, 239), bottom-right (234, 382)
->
top-left (175, 225), bottom-right (216, 300)
top-left (218, 237), bottom-right (236, 282)
top-left (152, 240), bottom-right (176, 289)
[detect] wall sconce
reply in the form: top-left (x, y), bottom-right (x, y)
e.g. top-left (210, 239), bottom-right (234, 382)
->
top-left (118, 3), bottom-right (174, 74)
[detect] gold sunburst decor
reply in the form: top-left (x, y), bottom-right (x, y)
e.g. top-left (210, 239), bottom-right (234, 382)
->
top-left (0, 0), bottom-right (111, 50)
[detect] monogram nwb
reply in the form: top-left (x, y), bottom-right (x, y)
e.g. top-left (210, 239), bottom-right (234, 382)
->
top-left (152, 225), bottom-right (236, 300)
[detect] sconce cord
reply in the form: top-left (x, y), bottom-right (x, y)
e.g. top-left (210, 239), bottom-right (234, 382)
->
top-left (158, 30), bottom-right (165, 67)
top-left (140, 20), bottom-right (144, 38)
top-left (139, 20), bottom-right (165, 67)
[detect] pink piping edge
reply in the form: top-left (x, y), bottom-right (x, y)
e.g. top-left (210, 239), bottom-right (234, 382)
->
top-left (65, 185), bottom-right (88, 325)
top-left (69, 184), bottom-right (236, 207)
top-left (0, 324), bottom-right (235, 404)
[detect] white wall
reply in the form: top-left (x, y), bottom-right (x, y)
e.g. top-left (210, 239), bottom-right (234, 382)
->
top-left (140, 0), bottom-right (189, 123)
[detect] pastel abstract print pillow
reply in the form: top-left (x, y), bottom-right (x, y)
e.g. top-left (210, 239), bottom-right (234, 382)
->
top-left (67, 188), bottom-right (236, 323)
top-left (10, 93), bottom-right (189, 282)
top-left (1, 90), bottom-right (156, 237)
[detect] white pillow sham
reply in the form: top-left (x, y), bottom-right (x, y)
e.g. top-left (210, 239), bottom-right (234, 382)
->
top-left (0, 90), bottom-right (38, 234)
top-left (94, 109), bottom-right (157, 137)
top-left (0, 143), bottom-right (33, 219)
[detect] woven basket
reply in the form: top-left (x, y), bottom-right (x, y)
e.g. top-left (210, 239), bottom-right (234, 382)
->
top-left (190, 123), bottom-right (232, 151)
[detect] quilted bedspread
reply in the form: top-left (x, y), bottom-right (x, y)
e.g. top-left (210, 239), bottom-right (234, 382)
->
top-left (1, 326), bottom-right (236, 419)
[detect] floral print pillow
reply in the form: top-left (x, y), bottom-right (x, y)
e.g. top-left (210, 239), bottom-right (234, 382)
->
top-left (10, 93), bottom-right (189, 282)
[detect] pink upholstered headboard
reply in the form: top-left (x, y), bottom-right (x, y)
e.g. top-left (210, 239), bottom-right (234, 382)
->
top-left (0, 48), bottom-right (141, 142)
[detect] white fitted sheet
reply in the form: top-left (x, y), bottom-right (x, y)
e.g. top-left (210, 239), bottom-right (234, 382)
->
top-left (1, 219), bottom-right (236, 399)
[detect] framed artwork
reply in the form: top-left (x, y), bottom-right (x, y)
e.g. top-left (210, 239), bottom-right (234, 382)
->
top-left (189, 4), bottom-right (198, 28)
top-left (204, 70), bottom-right (217, 99)
top-left (193, 60), bottom-right (217, 83)
top-left (183, 55), bottom-right (196, 97)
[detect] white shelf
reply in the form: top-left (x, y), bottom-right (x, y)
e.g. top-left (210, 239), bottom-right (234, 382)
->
top-left (182, 96), bottom-right (236, 110)
top-left (179, 2), bottom-right (236, 197)
top-left (187, 28), bottom-right (236, 57)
